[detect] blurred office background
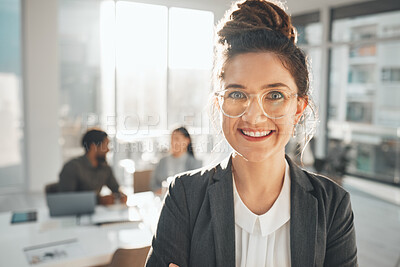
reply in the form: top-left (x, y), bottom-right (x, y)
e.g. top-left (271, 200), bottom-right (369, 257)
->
top-left (0, 0), bottom-right (399, 265)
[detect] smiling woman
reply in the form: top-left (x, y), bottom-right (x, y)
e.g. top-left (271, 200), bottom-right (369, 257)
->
top-left (145, 1), bottom-right (357, 266)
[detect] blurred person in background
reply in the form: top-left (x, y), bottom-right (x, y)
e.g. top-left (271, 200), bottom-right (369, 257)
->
top-left (150, 126), bottom-right (202, 192)
top-left (58, 129), bottom-right (127, 205)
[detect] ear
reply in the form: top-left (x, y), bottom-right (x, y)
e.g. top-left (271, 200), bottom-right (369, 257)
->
top-left (213, 95), bottom-right (220, 111)
top-left (92, 143), bottom-right (99, 151)
top-left (294, 96), bottom-right (308, 124)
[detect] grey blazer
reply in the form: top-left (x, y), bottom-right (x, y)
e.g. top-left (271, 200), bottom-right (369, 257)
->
top-left (146, 155), bottom-right (357, 267)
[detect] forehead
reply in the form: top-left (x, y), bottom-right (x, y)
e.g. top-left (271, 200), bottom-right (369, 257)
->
top-left (222, 52), bottom-right (297, 91)
top-left (172, 131), bottom-right (186, 138)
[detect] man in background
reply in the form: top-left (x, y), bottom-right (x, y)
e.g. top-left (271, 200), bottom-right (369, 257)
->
top-left (58, 129), bottom-right (127, 205)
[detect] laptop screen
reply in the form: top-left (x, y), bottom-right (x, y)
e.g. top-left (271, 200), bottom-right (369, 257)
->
top-left (46, 191), bottom-right (96, 217)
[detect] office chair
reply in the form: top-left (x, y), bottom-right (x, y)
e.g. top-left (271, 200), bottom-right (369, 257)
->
top-left (107, 246), bottom-right (151, 267)
top-left (133, 170), bottom-right (152, 193)
top-left (45, 182), bottom-right (59, 194)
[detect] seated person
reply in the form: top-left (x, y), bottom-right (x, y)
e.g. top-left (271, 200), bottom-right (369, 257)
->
top-left (151, 127), bottom-right (202, 192)
top-left (58, 129), bottom-right (127, 205)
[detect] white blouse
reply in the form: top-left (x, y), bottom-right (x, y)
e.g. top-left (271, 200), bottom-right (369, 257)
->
top-left (233, 160), bottom-right (291, 267)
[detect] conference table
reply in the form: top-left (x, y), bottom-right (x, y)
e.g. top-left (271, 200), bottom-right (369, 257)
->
top-left (0, 191), bottom-right (162, 266)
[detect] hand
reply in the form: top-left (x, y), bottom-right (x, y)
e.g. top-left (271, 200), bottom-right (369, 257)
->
top-left (169, 264), bottom-right (179, 267)
top-left (119, 192), bottom-right (127, 204)
top-left (154, 188), bottom-right (162, 195)
top-left (98, 194), bottom-right (114, 205)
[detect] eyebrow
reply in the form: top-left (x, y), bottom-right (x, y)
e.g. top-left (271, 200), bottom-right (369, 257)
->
top-left (225, 83), bottom-right (291, 90)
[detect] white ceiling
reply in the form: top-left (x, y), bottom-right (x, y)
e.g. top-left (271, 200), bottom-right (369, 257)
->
top-left (110, 0), bottom-right (373, 20)
top-left (205, 0), bottom-right (372, 18)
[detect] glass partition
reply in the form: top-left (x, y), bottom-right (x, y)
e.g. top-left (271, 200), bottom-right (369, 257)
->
top-left (328, 9), bottom-right (400, 184)
top-left (296, 22), bottom-right (323, 46)
top-left (332, 10), bottom-right (400, 42)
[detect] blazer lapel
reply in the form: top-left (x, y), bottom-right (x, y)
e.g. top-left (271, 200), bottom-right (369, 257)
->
top-left (208, 157), bottom-right (235, 267)
top-left (287, 156), bottom-right (318, 267)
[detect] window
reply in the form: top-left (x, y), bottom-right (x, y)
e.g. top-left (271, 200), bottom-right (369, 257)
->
top-left (59, 0), bottom-right (112, 162)
top-left (59, 1), bottom-right (215, 182)
top-left (115, 2), bottom-right (168, 136)
top-left (0, 0), bottom-right (25, 190)
top-left (293, 12), bottom-right (322, 46)
top-left (168, 8), bottom-right (214, 131)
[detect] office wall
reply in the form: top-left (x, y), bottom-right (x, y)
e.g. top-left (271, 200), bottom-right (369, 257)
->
top-left (23, 0), bottom-right (61, 192)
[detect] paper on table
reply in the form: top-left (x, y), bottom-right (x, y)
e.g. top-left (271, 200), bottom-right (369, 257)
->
top-left (90, 206), bottom-right (142, 225)
top-left (24, 238), bottom-right (84, 265)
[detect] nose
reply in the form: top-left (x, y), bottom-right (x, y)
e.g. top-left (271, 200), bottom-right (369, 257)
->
top-left (241, 97), bottom-right (267, 124)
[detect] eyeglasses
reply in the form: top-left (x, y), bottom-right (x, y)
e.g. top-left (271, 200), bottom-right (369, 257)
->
top-left (215, 89), bottom-right (298, 119)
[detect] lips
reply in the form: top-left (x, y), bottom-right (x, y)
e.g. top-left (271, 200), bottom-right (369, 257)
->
top-left (241, 130), bottom-right (271, 137)
top-left (239, 129), bottom-right (274, 140)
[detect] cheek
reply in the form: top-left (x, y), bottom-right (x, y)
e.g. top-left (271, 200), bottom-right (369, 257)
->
top-left (182, 139), bottom-right (189, 147)
top-left (275, 118), bottom-right (294, 135)
top-left (221, 116), bottom-right (237, 137)
top-left (278, 104), bottom-right (297, 126)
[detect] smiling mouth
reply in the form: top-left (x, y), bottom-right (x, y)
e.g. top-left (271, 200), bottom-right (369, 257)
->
top-left (240, 129), bottom-right (274, 138)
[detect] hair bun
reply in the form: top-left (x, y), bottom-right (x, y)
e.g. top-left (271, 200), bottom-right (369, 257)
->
top-left (218, 0), bottom-right (297, 44)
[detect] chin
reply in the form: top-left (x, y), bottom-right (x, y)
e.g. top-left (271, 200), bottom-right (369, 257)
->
top-left (97, 156), bottom-right (107, 164)
top-left (233, 147), bottom-right (276, 163)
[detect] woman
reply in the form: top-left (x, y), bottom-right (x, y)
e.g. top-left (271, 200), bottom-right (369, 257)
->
top-left (146, 1), bottom-right (357, 266)
top-left (151, 127), bottom-right (202, 191)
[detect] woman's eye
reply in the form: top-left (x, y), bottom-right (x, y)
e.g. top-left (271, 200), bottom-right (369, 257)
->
top-left (227, 91), bottom-right (246, 99)
top-left (266, 91), bottom-right (284, 100)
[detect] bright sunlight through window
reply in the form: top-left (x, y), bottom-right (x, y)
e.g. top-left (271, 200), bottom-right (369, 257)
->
top-left (169, 8), bottom-right (214, 70)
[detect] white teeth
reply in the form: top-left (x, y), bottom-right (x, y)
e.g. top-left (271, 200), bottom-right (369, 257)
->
top-left (242, 130), bottom-right (271, 137)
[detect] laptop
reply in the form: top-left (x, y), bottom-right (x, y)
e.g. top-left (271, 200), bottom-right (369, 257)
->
top-left (46, 191), bottom-right (96, 217)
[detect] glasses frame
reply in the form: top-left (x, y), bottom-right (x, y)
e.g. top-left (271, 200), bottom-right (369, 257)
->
top-left (215, 89), bottom-right (299, 119)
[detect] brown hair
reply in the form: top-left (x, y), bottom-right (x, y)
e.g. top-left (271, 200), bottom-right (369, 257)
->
top-left (212, 0), bottom-right (317, 155)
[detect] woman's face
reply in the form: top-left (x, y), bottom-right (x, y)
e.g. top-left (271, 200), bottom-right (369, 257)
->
top-left (170, 131), bottom-right (190, 157)
top-left (219, 52), bottom-right (306, 162)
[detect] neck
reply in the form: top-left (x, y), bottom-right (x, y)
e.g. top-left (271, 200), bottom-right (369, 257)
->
top-left (85, 152), bottom-right (98, 168)
top-left (172, 150), bottom-right (186, 158)
top-left (232, 151), bottom-right (286, 197)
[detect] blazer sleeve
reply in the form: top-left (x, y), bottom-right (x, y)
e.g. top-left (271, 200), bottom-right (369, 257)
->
top-left (146, 177), bottom-right (191, 267)
top-left (58, 161), bottom-right (78, 192)
top-left (106, 167), bottom-right (120, 193)
top-left (324, 192), bottom-right (358, 266)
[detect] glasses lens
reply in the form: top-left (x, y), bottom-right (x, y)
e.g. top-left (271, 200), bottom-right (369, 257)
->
top-left (218, 89), bottom-right (296, 118)
top-left (220, 90), bottom-right (248, 117)
top-left (262, 90), bottom-right (293, 118)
